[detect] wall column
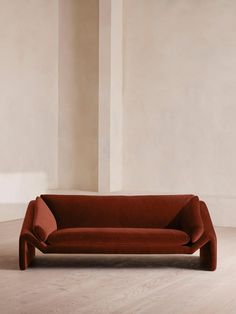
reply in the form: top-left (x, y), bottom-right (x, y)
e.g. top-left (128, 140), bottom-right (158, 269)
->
top-left (98, 0), bottom-right (123, 192)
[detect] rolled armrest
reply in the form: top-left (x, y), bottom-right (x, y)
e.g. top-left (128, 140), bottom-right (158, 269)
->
top-left (33, 197), bottom-right (57, 242)
top-left (179, 196), bottom-right (204, 243)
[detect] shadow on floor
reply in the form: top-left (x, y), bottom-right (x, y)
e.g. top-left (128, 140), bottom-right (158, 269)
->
top-left (32, 254), bottom-right (202, 271)
top-left (0, 254), bottom-right (19, 271)
top-left (0, 252), bottom-right (203, 271)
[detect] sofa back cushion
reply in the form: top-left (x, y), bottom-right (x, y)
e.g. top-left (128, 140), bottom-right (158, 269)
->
top-left (41, 194), bottom-right (195, 229)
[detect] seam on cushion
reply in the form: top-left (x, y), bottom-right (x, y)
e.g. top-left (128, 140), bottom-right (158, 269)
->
top-left (38, 196), bottom-right (58, 228)
top-left (167, 195), bottom-right (196, 228)
top-left (182, 195), bottom-right (197, 210)
top-left (33, 225), bottom-right (46, 242)
top-left (33, 197), bottom-right (57, 242)
top-left (33, 199), bottom-right (42, 241)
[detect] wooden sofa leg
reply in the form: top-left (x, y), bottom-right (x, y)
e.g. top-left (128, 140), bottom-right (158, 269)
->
top-left (200, 240), bottom-right (217, 271)
top-left (19, 238), bottom-right (35, 270)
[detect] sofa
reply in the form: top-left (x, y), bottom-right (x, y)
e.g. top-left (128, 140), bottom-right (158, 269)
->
top-left (19, 194), bottom-right (217, 270)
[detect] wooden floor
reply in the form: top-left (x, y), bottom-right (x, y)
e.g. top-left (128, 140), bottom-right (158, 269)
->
top-left (0, 220), bottom-right (236, 314)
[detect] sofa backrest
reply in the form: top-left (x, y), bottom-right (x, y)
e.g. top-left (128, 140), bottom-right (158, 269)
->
top-left (41, 194), bottom-right (195, 229)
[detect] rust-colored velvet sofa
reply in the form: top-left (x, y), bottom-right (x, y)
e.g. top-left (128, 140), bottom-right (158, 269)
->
top-left (19, 194), bottom-right (217, 270)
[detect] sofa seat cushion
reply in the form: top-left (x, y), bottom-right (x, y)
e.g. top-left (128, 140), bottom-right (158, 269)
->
top-left (47, 228), bottom-right (190, 246)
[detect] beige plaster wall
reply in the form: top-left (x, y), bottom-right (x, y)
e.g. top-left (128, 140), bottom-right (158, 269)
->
top-left (98, 0), bottom-right (123, 192)
top-left (110, 0), bottom-right (123, 191)
top-left (1, 0), bottom-right (235, 226)
top-left (58, 0), bottom-right (99, 191)
top-left (123, 0), bottom-right (236, 225)
top-left (0, 0), bottom-right (58, 220)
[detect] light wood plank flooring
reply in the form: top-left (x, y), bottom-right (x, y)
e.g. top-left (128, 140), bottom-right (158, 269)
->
top-left (0, 220), bottom-right (236, 314)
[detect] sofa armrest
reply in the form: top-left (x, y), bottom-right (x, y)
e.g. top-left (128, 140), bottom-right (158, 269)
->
top-left (19, 201), bottom-right (36, 270)
top-left (33, 197), bottom-right (57, 242)
top-left (199, 201), bottom-right (216, 240)
top-left (179, 196), bottom-right (204, 243)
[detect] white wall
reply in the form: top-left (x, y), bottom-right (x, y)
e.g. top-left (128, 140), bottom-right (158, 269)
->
top-left (0, 0), bottom-right (58, 221)
top-left (123, 0), bottom-right (236, 226)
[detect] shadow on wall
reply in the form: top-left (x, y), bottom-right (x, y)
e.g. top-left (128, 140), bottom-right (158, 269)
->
top-left (0, 172), bottom-right (48, 221)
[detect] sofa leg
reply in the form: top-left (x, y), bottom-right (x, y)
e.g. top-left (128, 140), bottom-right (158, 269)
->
top-left (200, 240), bottom-right (217, 271)
top-left (19, 238), bottom-right (35, 270)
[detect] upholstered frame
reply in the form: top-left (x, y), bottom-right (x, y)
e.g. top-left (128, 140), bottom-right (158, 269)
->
top-left (19, 195), bottom-right (217, 271)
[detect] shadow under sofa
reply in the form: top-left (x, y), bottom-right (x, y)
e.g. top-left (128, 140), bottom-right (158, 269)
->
top-left (19, 194), bottom-right (217, 271)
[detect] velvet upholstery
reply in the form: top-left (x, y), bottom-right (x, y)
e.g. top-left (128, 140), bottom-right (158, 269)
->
top-left (169, 196), bottom-right (204, 243)
top-left (40, 194), bottom-right (195, 229)
top-left (19, 194), bottom-right (217, 270)
top-left (47, 227), bottom-right (190, 246)
top-left (33, 197), bottom-right (57, 242)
